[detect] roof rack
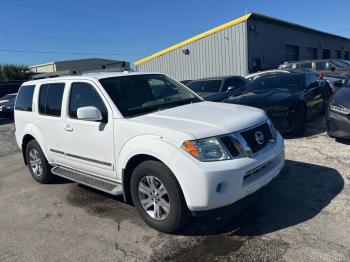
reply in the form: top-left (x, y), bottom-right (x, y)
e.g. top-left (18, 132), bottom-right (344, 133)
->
top-left (31, 66), bottom-right (133, 80)
top-left (31, 70), bottom-right (80, 80)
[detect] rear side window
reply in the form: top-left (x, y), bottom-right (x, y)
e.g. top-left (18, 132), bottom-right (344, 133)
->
top-left (15, 85), bottom-right (35, 111)
top-left (39, 83), bottom-right (65, 117)
top-left (69, 82), bottom-right (108, 122)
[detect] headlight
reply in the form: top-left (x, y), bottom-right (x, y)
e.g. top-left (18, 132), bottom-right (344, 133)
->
top-left (181, 137), bottom-right (231, 162)
top-left (330, 104), bottom-right (350, 115)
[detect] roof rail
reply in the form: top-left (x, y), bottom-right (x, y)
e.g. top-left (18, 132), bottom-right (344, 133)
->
top-left (31, 70), bottom-right (80, 80)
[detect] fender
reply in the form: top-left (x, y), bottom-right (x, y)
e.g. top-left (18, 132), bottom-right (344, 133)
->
top-left (116, 135), bottom-right (180, 180)
top-left (27, 123), bottom-right (54, 163)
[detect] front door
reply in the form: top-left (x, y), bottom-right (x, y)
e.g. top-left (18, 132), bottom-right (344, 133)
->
top-left (61, 81), bottom-right (116, 180)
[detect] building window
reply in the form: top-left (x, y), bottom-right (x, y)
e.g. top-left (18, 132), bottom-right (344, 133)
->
top-left (285, 45), bottom-right (299, 62)
top-left (306, 47), bottom-right (317, 59)
top-left (344, 51), bottom-right (350, 60)
top-left (323, 49), bottom-right (331, 59)
top-left (335, 50), bottom-right (341, 59)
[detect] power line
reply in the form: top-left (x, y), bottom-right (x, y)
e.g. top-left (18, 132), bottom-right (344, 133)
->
top-left (1, 0), bottom-right (181, 31)
top-left (0, 29), bottom-right (166, 47)
top-left (0, 49), bottom-right (149, 56)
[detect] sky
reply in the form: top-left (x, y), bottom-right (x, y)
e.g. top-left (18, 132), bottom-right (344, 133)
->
top-left (1, 0), bottom-right (350, 66)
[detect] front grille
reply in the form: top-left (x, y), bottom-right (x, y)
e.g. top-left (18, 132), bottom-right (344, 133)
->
top-left (240, 122), bottom-right (272, 153)
top-left (220, 136), bottom-right (240, 157)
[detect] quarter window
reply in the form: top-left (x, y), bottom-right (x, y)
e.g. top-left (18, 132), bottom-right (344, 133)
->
top-left (39, 83), bottom-right (65, 117)
top-left (69, 82), bottom-right (108, 122)
top-left (15, 85), bottom-right (35, 111)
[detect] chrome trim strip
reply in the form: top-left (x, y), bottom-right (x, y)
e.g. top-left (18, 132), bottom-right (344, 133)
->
top-left (49, 148), bottom-right (112, 167)
top-left (65, 153), bottom-right (112, 167)
top-left (50, 149), bottom-right (65, 155)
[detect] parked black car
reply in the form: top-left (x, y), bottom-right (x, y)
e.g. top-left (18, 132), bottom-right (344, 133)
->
top-left (186, 76), bottom-right (248, 101)
top-left (0, 95), bottom-right (16, 118)
top-left (221, 72), bottom-right (332, 134)
top-left (326, 85), bottom-right (350, 139)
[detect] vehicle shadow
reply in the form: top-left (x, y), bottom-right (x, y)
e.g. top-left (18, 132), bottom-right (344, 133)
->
top-left (178, 159), bottom-right (344, 236)
top-left (0, 118), bottom-right (14, 126)
top-left (283, 115), bottom-right (326, 140)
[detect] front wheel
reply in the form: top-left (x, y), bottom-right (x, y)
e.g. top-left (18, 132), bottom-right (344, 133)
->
top-left (130, 160), bottom-right (189, 233)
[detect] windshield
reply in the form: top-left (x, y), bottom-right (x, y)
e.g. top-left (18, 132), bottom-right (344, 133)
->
top-left (243, 74), bottom-right (303, 93)
top-left (0, 94), bottom-right (16, 101)
top-left (187, 80), bottom-right (222, 93)
top-left (99, 74), bottom-right (202, 117)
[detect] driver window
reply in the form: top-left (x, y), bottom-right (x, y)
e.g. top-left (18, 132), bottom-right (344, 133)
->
top-left (69, 82), bottom-right (108, 122)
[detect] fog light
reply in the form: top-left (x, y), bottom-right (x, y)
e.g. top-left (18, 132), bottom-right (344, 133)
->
top-left (216, 183), bottom-right (222, 192)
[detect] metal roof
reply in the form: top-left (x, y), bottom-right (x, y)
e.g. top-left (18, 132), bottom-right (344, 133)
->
top-left (134, 13), bottom-right (350, 66)
top-left (134, 13), bottom-right (252, 66)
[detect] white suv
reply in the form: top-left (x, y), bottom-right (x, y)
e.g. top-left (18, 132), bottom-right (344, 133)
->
top-left (15, 72), bottom-right (284, 232)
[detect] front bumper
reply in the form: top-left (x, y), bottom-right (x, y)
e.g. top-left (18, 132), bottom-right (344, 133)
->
top-left (326, 109), bottom-right (350, 138)
top-left (168, 133), bottom-right (285, 211)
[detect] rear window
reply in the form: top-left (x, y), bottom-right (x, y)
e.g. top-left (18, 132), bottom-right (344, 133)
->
top-left (187, 80), bottom-right (222, 93)
top-left (15, 85), bottom-right (35, 111)
top-left (39, 83), bottom-right (65, 117)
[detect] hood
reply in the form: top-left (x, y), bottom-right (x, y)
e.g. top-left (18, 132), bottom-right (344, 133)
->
top-left (226, 89), bottom-right (297, 108)
top-left (331, 87), bottom-right (350, 107)
top-left (130, 101), bottom-right (267, 139)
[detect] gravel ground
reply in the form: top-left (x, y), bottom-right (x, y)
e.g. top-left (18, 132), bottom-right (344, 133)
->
top-left (0, 116), bottom-right (349, 262)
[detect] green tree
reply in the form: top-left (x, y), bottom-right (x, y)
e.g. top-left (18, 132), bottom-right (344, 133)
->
top-left (0, 64), bottom-right (32, 81)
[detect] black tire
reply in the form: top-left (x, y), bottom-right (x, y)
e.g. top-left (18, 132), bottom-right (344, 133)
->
top-left (130, 160), bottom-right (189, 233)
top-left (25, 140), bottom-right (54, 184)
top-left (290, 105), bottom-right (306, 135)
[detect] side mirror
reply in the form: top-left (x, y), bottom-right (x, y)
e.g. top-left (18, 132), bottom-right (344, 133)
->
top-left (226, 86), bottom-right (235, 93)
top-left (331, 66), bottom-right (336, 72)
top-left (77, 106), bottom-right (102, 121)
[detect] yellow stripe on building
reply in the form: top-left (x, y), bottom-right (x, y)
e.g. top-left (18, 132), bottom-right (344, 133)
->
top-left (134, 13), bottom-right (252, 66)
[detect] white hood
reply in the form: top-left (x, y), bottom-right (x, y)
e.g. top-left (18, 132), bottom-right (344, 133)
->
top-left (131, 101), bottom-right (267, 139)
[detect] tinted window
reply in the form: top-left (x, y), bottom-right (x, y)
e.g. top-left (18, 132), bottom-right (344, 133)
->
top-left (187, 81), bottom-right (202, 92)
top-left (305, 74), bottom-right (319, 88)
top-left (69, 82), bottom-right (108, 122)
top-left (243, 74), bottom-right (303, 93)
top-left (39, 83), bottom-right (65, 117)
top-left (15, 85), bottom-right (35, 111)
top-left (99, 74), bottom-right (200, 118)
top-left (202, 80), bottom-right (221, 92)
top-left (222, 78), bottom-right (246, 92)
top-left (299, 62), bottom-right (312, 69)
top-left (315, 62), bottom-right (331, 71)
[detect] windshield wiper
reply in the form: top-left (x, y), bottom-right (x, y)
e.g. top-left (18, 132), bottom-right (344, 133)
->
top-left (125, 98), bottom-right (201, 118)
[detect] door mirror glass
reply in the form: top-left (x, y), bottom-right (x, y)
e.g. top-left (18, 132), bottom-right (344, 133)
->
top-left (77, 106), bottom-right (102, 121)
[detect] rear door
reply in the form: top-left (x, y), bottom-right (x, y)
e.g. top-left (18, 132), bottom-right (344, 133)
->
top-left (34, 82), bottom-right (67, 163)
top-left (59, 81), bottom-right (116, 179)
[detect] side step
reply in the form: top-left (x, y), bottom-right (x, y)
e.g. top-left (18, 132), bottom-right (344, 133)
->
top-left (51, 166), bottom-right (123, 196)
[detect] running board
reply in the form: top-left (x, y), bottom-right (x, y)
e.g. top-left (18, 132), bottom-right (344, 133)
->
top-left (51, 166), bottom-right (123, 196)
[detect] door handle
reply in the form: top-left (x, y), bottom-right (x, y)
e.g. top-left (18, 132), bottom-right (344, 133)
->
top-left (64, 125), bottom-right (73, 132)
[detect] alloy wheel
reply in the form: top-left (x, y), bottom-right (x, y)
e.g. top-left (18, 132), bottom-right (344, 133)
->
top-left (138, 176), bottom-right (170, 220)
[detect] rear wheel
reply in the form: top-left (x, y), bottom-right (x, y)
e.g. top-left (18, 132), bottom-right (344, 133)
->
top-left (290, 105), bottom-right (306, 135)
top-left (25, 140), bottom-right (54, 184)
top-left (130, 160), bottom-right (189, 233)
